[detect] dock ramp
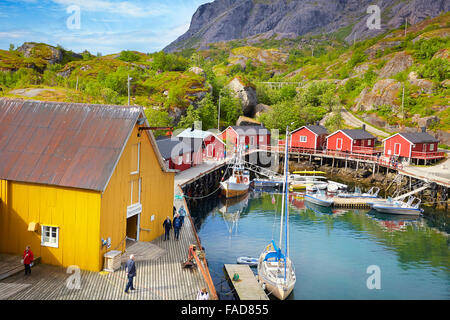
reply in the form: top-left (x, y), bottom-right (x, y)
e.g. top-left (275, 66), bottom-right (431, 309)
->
top-left (224, 264), bottom-right (269, 300)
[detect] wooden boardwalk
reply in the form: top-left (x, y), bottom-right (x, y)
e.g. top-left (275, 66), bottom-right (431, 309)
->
top-left (224, 264), bottom-right (268, 300)
top-left (0, 217), bottom-right (207, 300)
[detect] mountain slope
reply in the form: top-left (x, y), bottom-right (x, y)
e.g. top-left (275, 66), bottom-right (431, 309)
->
top-left (164, 0), bottom-right (450, 52)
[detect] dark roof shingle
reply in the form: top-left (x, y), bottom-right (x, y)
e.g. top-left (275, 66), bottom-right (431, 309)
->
top-left (340, 129), bottom-right (375, 140)
top-left (400, 132), bottom-right (439, 144)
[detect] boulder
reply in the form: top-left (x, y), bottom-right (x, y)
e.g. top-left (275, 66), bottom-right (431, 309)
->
top-left (188, 66), bottom-right (207, 79)
top-left (378, 52), bottom-right (413, 79)
top-left (364, 40), bottom-right (402, 59)
top-left (254, 103), bottom-right (271, 118)
top-left (355, 79), bottom-right (402, 111)
top-left (408, 71), bottom-right (435, 94)
top-left (416, 116), bottom-right (440, 128)
top-left (17, 42), bottom-right (63, 65)
top-left (226, 77), bottom-right (258, 116)
top-left (433, 48), bottom-right (449, 61)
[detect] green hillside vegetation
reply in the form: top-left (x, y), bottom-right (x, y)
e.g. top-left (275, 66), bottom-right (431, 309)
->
top-left (0, 13), bottom-right (449, 139)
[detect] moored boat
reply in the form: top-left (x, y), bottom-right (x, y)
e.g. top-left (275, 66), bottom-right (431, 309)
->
top-left (237, 256), bottom-right (258, 267)
top-left (258, 127), bottom-right (296, 300)
top-left (220, 149), bottom-right (250, 198)
top-left (304, 192), bottom-right (333, 207)
top-left (372, 196), bottom-right (423, 216)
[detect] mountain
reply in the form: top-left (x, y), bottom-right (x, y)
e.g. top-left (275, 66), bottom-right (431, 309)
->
top-left (164, 0), bottom-right (450, 52)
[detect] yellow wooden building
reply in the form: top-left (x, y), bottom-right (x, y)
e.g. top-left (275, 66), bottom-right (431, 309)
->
top-left (0, 99), bottom-right (175, 271)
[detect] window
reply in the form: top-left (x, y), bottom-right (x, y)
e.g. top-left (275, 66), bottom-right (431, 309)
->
top-left (300, 136), bottom-right (307, 143)
top-left (178, 156), bottom-right (182, 165)
top-left (259, 136), bottom-right (264, 143)
top-left (250, 136), bottom-right (255, 146)
top-left (130, 178), bottom-right (141, 206)
top-left (185, 153), bottom-right (191, 163)
top-left (430, 144), bottom-right (435, 152)
top-left (368, 140), bottom-right (372, 146)
top-left (41, 225), bottom-right (59, 248)
top-left (130, 143), bottom-right (140, 174)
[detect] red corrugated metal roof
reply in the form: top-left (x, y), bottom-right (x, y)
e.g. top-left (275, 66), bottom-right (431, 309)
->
top-left (0, 98), bottom-right (142, 192)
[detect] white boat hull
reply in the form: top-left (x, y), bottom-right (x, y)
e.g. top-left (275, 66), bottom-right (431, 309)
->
top-left (220, 181), bottom-right (250, 198)
top-left (304, 194), bottom-right (333, 207)
top-left (372, 205), bottom-right (422, 216)
top-left (257, 257), bottom-right (296, 300)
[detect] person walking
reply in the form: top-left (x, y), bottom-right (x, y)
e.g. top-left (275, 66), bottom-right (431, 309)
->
top-left (173, 214), bottom-right (182, 241)
top-left (178, 206), bottom-right (187, 227)
top-left (124, 254), bottom-right (136, 294)
top-left (163, 216), bottom-right (172, 241)
top-left (23, 246), bottom-right (34, 276)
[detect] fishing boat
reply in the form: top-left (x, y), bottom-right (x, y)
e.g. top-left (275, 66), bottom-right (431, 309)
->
top-left (372, 196), bottom-right (423, 216)
top-left (258, 127), bottom-right (296, 300)
top-left (220, 149), bottom-right (251, 198)
top-left (237, 256), bottom-right (258, 267)
top-left (304, 191), bottom-right (334, 207)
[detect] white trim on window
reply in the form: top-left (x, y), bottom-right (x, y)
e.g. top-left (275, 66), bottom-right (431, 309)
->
top-left (131, 143), bottom-right (140, 175)
top-left (430, 144), bottom-right (435, 152)
top-left (300, 136), bottom-right (307, 143)
top-left (41, 225), bottom-right (59, 248)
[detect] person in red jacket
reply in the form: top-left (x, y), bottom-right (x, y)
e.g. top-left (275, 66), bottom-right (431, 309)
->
top-left (23, 246), bottom-right (34, 275)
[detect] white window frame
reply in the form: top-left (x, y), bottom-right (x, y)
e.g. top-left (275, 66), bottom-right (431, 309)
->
top-left (300, 136), bottom-right (307, 143)
top-left (130, 143), bottom-right (140, 175)
top-left (178, 156), bottom-right (183, 165)
top-left (430, 144), bottom-right (435, 152)
top-left (41, 225), bottom-right (59, 248)
top-left (130, 178), bottom-right (141, 206)
top-left (368, 140), bottom-right (372, 146)
top-left (259, 136), bottom-right (264, 143)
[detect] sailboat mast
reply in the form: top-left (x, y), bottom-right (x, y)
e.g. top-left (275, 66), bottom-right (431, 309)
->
top-left (279, 128), bottom-right (289, 249)
top-left (284, 127), bottom-right (290, 281)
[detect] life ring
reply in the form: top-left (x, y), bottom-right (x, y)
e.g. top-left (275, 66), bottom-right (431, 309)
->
top-left (243, 177), bottom-right (249, 183)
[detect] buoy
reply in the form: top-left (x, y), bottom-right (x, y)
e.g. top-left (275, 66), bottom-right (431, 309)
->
top-left (233, 273), bottom-right (240, 281)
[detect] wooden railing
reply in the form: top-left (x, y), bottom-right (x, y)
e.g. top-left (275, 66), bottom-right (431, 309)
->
top-left (411, 151), bottom-right (446, 160)
top-left (259, 145), bottom-right (404, 170)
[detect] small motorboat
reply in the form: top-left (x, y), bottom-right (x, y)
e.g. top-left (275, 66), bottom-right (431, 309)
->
top-left (327, 181), bottom-right (347, 193)
top-left (237, 256), bottom-right (259, 267)
top-left (337, 187), bottom-right (380, 199)
top-left (304, 192), bottom-right (333, 207)
top-left (372, 196), bottom-right (424, 216)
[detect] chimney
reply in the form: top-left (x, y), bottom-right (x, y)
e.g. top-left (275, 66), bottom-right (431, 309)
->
top-left (362, 124), bottom-right (366, 131)
top-left (421, 127), bottom-right (427, 133)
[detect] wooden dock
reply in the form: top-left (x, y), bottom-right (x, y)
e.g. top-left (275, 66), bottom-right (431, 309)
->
top-left (332, 197), bottom-right (386, 209)
top-left (0, 216), bottom-right (208, 300)
top-left (224, 264), bottom-right (269, 300)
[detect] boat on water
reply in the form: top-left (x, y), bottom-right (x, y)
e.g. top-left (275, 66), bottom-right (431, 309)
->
top-left (253, 177), bottom-right (283, 188)
top-left (237, 256), bottom-right (258, 267)
top-left (327, 181), bottom-right (348, 193)
top-left (258, 127), bottom-right (296, 301)
top-left (220, 150), bottom-right (250, 199)
top-left (289, 171), bottom-right (328, 192)
top-left (372, 196), bottom-right (424, 216)
top-left (336, 187), bottom-right (380, 199)
top-left (304, 191), bottom-right (334, 207)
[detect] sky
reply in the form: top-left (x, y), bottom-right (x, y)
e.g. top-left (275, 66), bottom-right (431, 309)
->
top-left (0, 0), bottom-right (211, 54)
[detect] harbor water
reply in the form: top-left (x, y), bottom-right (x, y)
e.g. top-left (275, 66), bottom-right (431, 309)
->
top-left (192, 191), bottom-right (450, 300)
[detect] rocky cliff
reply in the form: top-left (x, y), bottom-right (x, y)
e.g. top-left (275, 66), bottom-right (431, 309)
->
top-left (164, 0), bottom-right (449, 52)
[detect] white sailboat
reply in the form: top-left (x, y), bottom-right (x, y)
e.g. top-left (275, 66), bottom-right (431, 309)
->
top-left (257, 127), bottom-right (296, 300)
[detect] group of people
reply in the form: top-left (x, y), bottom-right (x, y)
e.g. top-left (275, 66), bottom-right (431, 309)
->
top-left (163, 205), bottom-right (187, 241)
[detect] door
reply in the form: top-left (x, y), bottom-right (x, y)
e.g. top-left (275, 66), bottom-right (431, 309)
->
top-left (207, 144), bottom-right (214, 158)
top-left (336, 138), bottom-right (343, 150)
top-left (394, 143), bottom-right (401, 156)
top-left (127, 178), bottom-right (142, 241)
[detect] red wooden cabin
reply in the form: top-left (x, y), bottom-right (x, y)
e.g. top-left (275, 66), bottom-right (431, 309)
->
top-left (326, 129), bottom-right (377, 154)
top-left (383, 131), bottom-right (443, 164)
top-left (156, 137), bottom-right (202, 172)
top-left (177, 128), bottom-right (225, 160)
top-left (290, 125), bottom-right (328, 151)
top-left (219, 125), bottom-right (271, 152)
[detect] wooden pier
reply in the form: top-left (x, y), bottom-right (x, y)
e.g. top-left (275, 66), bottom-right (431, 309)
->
top-left (331, 197), bottom-right (385, 210)
top-left (224, 264), bottom-right (269, 300)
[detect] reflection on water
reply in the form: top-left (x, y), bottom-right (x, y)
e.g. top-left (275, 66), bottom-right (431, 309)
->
top-left (192, 191), bottom-right (449, 300)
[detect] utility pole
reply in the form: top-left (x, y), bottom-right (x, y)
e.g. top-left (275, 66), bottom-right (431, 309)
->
top-left (217, 92), bottom-right (222, 131)
top-left (76, 76), bottom-right (79, 91)
top-left (127, 74), bottom-right (132, 106)
top-left (401, 84), bottom-right (405, 119)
